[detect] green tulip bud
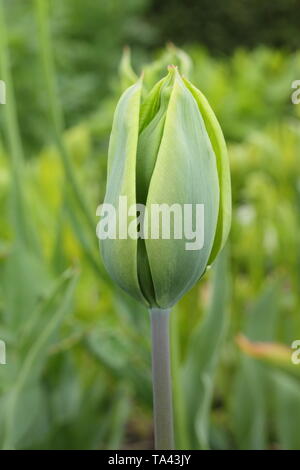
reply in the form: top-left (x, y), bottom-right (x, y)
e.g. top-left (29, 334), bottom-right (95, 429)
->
top-left (99, 66), bottom-right (231, 309)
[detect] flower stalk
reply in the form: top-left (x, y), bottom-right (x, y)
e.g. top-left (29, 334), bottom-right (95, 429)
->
top-left (150, 308), bottom-right (174, 450)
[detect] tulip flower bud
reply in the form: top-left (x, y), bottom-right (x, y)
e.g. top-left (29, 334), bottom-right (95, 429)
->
top-left (99, 66), bottom-right (231, 309)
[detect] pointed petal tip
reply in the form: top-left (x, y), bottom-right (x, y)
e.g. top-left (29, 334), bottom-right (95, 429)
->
top-left (167, 65), bottom-right (181, 82)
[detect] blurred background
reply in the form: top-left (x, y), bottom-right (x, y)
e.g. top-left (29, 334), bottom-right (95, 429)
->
top-left (0, 0), bottom-right (300, 450)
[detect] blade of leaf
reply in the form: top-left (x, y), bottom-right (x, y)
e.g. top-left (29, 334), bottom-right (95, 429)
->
top-left (231, 281), bottom-right (280, 450)
top-left (2, 267), bottom-right (78, 449)
top-left (181, 247), bottom-right (230, 449)
top-left (273, 371), bottom-right (300, 450)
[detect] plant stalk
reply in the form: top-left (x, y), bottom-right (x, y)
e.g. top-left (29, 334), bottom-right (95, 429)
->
top-left (150, 308), bottom-right (174, 450)
top-left (0, 0), bottom-right (30, 247)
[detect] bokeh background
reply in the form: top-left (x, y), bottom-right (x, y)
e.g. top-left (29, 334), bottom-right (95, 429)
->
top-left (0, 0), bottom-right (300, 450)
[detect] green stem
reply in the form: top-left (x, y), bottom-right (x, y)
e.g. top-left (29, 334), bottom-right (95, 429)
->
top-left (0, 0), bottom-right (30, 246)
top-left (150, 308), bottom-right (174, 450)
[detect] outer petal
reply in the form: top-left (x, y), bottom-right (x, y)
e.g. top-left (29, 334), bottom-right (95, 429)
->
top-left (145, 70), bottom-right (220, 308)
top-left (183, 78), bottom-right (232, 263)
top-left (100, 80), bottom-right (147, 305)
top-left (136, 75), bottom-right (172, 306)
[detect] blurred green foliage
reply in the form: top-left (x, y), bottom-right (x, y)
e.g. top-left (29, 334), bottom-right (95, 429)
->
top-left (0, 0), bottom-right (300, 450)
top-left (1, 0), bottom-right (151, 153)
top-left (148, 0), bottom-right (300, 53)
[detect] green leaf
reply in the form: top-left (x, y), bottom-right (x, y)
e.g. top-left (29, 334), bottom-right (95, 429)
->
top-left (180, 248), bottom-right (230, 449)
top-left (105, 385), bottom-right (131, 450)
top-left (1, 243), bottom-right (49, 329)
top-left (231, 282), bottom-right (280, 450)
top-left (1, 267), bottom-right (78, 449)
top-left (273, 372), bottom-right (300, 450)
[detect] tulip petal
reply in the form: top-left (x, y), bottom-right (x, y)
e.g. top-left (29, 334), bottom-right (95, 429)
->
top-left (100, 80), bottom-right (147, 305)
top-left (145, 69), bottom-right (220, 308)
top-left (136, 74), bottom-right (173, 305)
top-left (139, 75), bottom-right (167, 132)
top-left (183, 78), bottom-right (232, 263)
top-left (136, 76), bottom-right (172, 205)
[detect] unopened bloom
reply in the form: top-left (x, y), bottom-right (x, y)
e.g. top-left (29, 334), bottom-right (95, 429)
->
top-left (100, 66), bottom-right (231, 308)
